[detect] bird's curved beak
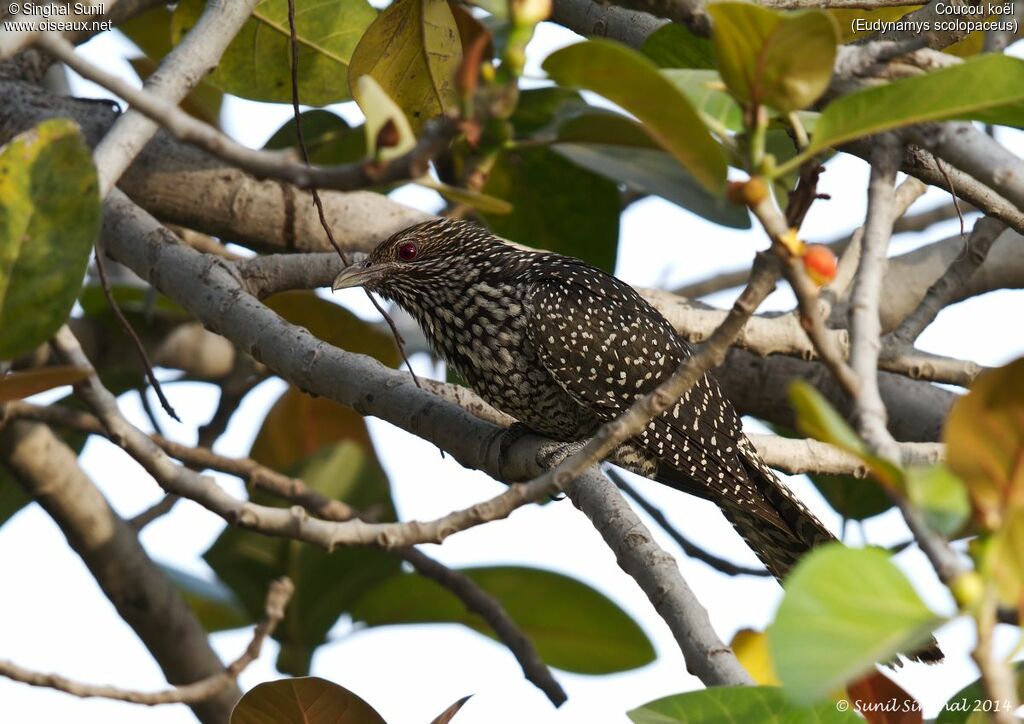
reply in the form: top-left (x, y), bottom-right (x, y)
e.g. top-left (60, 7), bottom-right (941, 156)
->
top-left (332, 260), bottom-right (378, 291)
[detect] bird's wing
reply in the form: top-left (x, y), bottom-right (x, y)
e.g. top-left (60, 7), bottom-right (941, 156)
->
top-left (523, 275), bottom-right (785, 513)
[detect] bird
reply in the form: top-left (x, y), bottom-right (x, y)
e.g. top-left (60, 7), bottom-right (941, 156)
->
top-left (332, 217), bottom-right (942, 663)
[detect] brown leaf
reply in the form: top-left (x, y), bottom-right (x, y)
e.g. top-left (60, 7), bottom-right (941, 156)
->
top-left (0, 366), bottom-right (90, 403)
top-left (945, 357), bottom-right (1024, 530)
top-left (249, 387), bottom-right (372, 472)
top-left (430, 694), bottom-right (472, 724)
top-left (230, 676), bottom-right (386, 724)
top-left (847, 669), bottom-right (923, 724)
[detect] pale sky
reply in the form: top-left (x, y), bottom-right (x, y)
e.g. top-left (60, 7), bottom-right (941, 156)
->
top-left (1, 19), bottom-right (1022, 724)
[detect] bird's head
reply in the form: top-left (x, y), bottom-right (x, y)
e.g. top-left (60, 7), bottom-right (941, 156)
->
top-left (331, 218), bottom-right (515, 302)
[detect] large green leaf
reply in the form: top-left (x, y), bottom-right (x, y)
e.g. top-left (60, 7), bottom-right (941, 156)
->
top-left (628, 686), bottom-right (861, 723)
top-left (543, 39), bottom-right (727, 192)
top-left (768, 544), bottom-right (942, 704)
top-left (348, 0), bottom-right (462, 132)
top-left (482, 146), bottom-right (620, 272)
top-left (231, 677), bottom-right (386, 724)
top-left (350, 565), bottom-right (655, 674)
top-left (510, 87), bottom-right (587, 137)
top-left (944, 356), bottom-right (1024, 531)
top-left (172, 0), bottom-right (376, 106)
top-left (0, 119), bottom-right (99, 359)
top-left (807, 55), bottom-right (1024, 157)
top-left (662, 69), bottom-right (744, 132)
top-left (641, 23), bottom-right (715, 69)
top-left (552, 140), bottom-right (750, 228)
top-left (708, 3), bottom-right (837, 113)
top-left (207, 390), bottom-right (400, 674)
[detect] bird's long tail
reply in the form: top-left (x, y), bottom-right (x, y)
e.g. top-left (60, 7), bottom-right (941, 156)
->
top-left (725, 444), bottom-right (944, 665)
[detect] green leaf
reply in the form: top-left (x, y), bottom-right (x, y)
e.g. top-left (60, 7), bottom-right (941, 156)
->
top-left (788, 381), bottom-right (903, 489)
top-left (936, 662), bottom-right (1024, 724)
top-left (417, 177), bottom-right (513, 214)
top-left (708, 3), bottom-right (838, 113)
top-left (348, 0), bottom-right (463, 133)
top-left (350, 565), bottom-right (655, 674)
top-left (0, 119), bottom-right (99, 359)
top-left (159, 564), bottom-right (252, 633)
top-left (118, 3), bottom-right (174, 59)
top-left (207, 388), bottom-right (400, 674)
top-left (129, 56), bottom-right (223, 126)
top-left (265, 110), bottom-right (367, 165)
top-left (553, 142), bottom-right (750, 228)
top-left (543, 39), bottom-right (727, 192)
top-left (265, 291), bottom-right (399, 371)
top-left (0, 477), bottom-right (30, 530)
top-left (905, 464), bottom-right (970, 537)
top-left (510, 87), bottom-right (587, 137)
top-left (768, 544), bottom-right (943, 704)
top-left (482, 146), bottom-right (620, 272)
top-left (628, 686), bottom-right (861, 723)
top-left (809, 473), bottom-right (893, 522)
top-left (230, 677), bottom-right (386, 724)
top-left (788, 381), bottom-right (866, 457)
top-left (944, 356), bottom-right (1024, 531)
top-left (662, 69), bottom-right (744, 132)
top-left (641, 23), bottom-right (715, 69)
top-left (807, 55), bottom-right (1024, 156)
top-left (769, 423), bottom-right (891, 522)
top-left (172, 0), bottom-right (377, 106)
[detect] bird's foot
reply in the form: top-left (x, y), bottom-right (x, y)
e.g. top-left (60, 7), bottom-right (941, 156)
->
top-left (491, 421), bottom-right (533, 482)
top-left (535, 439), bottom-right (587, 470)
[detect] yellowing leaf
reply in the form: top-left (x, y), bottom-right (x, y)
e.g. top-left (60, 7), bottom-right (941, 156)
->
top-left (708, 3), bottom-right (838, 112)
top-left (352, 75), bottom-right (417, 161)
top-left (730, 628), bottom-right (778, 685)
top-left (0, 119), bottom-right (99, 359)
top-left (348, 0), bottom-right (463, 133)
top-left (945, 356), bottom-right (1024, 530)
top-left (0, 366), bottom-right (90, 403)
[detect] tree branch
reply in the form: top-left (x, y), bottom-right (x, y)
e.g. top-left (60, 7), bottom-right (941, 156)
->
top-left (38, 34), bottom-right (456, 195)
top-left (567, 470), bottom-right (754, 685)
top-left (0, 577), bottom-right (293, 706)
top-left (0, 419), bottom-right (241, 724)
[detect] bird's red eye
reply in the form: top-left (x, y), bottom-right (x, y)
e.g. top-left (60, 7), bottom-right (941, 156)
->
top-left (397, 242), bottom-right (418, 261)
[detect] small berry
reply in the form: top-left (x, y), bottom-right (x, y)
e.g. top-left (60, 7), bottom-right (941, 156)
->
top-left (802, 244), bottom-right (837, 285)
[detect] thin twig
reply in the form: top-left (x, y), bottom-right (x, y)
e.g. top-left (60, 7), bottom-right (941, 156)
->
top-left (283, 0), bottom-right (423, 390)
top-left (0, 577), bottom-right (293, 706)
top-left (888, 216), bottom-right (1006, 345)
top-left (37, 33), bottom-right (455, 193)
top-left (608, 468), bottom-right (771, 578)
top-left (93, 247), bottom-right (180, 421)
